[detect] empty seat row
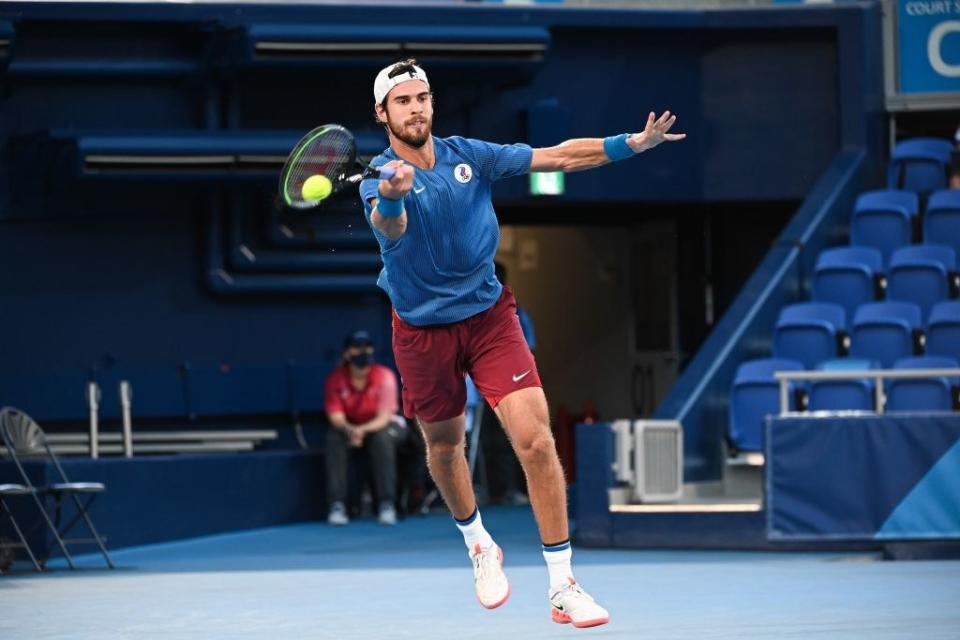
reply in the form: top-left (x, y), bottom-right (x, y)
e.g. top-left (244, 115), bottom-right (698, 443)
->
top-left (774, 300), bottom-right (960, 369)
top-left (813, 243), bottom-right (959, 321)
top-left (728, 355), bottom-right (959, 452)
top-left (851, 189), bottom-right (960, 264)
top-left (727, 136), bottom-right (956, 452)
top-left (809, 356), bottom-right (959, 414)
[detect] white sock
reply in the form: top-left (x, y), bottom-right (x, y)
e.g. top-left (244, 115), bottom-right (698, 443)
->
top-left (543, 540), bottom-right (574, 592)
top-left (454, 508), bottom-right (494, 552)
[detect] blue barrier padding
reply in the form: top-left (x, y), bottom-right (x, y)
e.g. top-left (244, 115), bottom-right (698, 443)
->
top-left (612, 510), bottom-right (769, 550)
top-left (0, 451), bottom-right (326, 551)
top-left (574, 422), bottom-right (614, 547)
top-left (767, 414), bottom-right (960, 541)
top-left (878, 439), bottom-right (960, 539)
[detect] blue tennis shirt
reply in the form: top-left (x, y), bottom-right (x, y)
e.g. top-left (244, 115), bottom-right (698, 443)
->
top-left (359, 136), bottom-right (533, 326)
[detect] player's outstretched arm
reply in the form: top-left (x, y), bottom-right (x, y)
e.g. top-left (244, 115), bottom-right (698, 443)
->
top-left (530, 110), bottom-right (685, 173)
top-left (371, 160), bottom-right (414, 241)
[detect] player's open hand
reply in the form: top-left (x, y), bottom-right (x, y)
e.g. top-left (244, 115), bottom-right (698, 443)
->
top-left (628, 111), bottom-right (686, 153)
top-left (379, 160), bottom-right (415, 200)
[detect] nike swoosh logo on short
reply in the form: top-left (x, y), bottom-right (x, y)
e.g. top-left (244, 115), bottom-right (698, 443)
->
top-left (512, 370), bottom-right (531, 382)
top-left (413, 186), bottom-right (425, 194)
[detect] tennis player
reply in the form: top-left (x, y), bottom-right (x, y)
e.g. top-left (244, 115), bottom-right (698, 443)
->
top-left (359, 59), bottom-right (685, 628)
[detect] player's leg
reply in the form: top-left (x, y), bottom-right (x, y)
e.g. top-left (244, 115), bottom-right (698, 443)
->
top-left (418, 412), bottom-right (509, 609)
top-left (391, 312), bottom-right (509, 609)
top-left (465, 289), bottom-right (565, 542)
top-left (492, 388), bottom-right (566, 542)
top-left (391, 319), bottom-right (475, 519)
top-left (480, 404), bottom-right (527, 505)
top-left (418, 413), bottom-right (474, 520)
top-left (493, 390), bottom-right (608, 627)
top-left (469, 288), bottom-right (609, 627)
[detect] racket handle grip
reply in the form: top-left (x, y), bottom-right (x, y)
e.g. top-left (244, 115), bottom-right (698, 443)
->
top-left (376, 167), bottom-right (396, 181)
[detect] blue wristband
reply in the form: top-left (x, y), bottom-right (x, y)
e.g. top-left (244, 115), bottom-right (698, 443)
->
top-left (376, 195), bottom-right (404, 218)
top-left (603, 133), bottom-right (635, 162)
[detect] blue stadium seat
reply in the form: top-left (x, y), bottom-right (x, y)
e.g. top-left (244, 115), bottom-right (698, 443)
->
top-left (887, 355), bottom-right (959, 413)
top-left (773, 302), bottom-right (846, 369)
top-left (808, 358), bottom-right (875, 412)
top-left (887, 244), bottom-right (956, 321)
top-left (728, 358), bottom-right (804, 452)
top-left (850, 301), bottom-right (922, 368)
top-left (887, 138), bottom-right (953, 196)
top-left (850, 190), bottom-right (919, 266)
top-left (926, 300), bottom-right (960, 362)
top-left (924, 190), bottom-right (960, 256)
top-left (820, 358), bottom-right (878, 371)
top-left (811, 247), bottom-right (883, 322)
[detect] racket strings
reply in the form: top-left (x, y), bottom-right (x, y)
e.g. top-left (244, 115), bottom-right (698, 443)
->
top-left (291, 132), bottom-right (353, 184)
top-left (284, 127), bottom-right (356, 206)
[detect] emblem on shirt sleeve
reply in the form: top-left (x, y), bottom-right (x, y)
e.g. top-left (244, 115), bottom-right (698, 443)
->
top-left (454, 164), bottom-right (473, 184)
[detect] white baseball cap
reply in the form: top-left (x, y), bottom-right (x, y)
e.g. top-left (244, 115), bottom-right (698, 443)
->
top-left (374, 61), bottom-right (430, 104)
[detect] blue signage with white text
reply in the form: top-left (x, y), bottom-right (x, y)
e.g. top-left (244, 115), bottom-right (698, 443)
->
top-left (899, 1), bottom-right (960, 94)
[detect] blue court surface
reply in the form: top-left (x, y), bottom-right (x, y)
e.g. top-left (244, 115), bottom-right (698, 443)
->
top-left (2, 507), bottom-right (958, 640)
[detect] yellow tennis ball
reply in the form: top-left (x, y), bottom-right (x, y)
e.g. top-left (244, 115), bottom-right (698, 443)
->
top-left (301, 174), bottom-right (333, 201)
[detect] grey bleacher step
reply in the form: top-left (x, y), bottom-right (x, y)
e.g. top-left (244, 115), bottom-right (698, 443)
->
top-left (1, 442), bottom-right (257, 456)
top-left (723, 453), bottom-right (764, 500)
top-left (44, 430), bottom-right (278, 443)
top-left (608, 482), bottom-right (763, 512)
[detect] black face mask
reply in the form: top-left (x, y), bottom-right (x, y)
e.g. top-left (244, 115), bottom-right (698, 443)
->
top-left (349, 352), bottom-right (373, 368)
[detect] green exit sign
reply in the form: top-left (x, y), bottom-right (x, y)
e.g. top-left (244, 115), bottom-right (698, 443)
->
top-left (530, 171), bottom-right (565, 196)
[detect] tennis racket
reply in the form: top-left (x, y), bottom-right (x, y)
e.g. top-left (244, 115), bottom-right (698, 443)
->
top-left (278, 124), bottom-right (396, 210)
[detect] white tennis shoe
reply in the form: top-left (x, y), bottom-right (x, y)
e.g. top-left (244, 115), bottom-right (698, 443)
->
top-left (377, 502), bottom-right (397, 526)
top-left (549, 579), bottom-right (610, 628)
top-left (469, 543), bottom-right (510, 609)
top-left (327, 502), bottom-right (349, 526)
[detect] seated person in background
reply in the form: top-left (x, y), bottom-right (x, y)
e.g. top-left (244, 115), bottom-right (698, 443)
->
top-left (325, 330), bottom-right (403, 526)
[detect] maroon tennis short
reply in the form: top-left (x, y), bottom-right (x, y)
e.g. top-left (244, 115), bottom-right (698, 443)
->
top-left (391, 287), bottom-right (542, 423)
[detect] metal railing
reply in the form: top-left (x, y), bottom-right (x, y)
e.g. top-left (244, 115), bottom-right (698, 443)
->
top-left (774, 368), bottom-right (960, 415)
top-left (76, 381), bottom-right (279, 458)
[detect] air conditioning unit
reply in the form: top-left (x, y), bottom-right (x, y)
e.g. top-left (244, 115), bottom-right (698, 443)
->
top-left (610, 419), bottom-right (635, 484)
top-left (608, 419), bottom-right (683, 503)
top-left (631, 420), bottom-right (683, 503)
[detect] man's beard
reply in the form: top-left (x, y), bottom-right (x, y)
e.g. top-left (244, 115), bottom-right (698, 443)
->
top-left (387, 115), bottom-right (431, 148)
